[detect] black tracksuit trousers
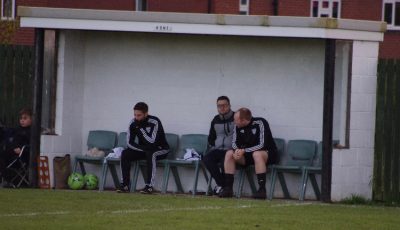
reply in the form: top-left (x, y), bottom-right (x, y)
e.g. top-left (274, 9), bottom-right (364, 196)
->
top-left (120, 148), bottom-right (168, 187)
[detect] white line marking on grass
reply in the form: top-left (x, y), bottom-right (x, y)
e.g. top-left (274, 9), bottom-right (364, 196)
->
top-left (0, 205), bottom-right (255, 218)
top-left (0, 211), bottom-right (70, 217)
top-left (110, 206), bottom-right (226, 215)
top-left (271, 202), bottom-right (314, 207)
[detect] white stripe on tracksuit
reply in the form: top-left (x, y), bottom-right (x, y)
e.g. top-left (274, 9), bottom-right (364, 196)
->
top-left (244, 120), bottom-right (264, 153)
top-left (149, 149), bottom-right (169, 187)
top-left (140, 118), bottom-right (158, 143)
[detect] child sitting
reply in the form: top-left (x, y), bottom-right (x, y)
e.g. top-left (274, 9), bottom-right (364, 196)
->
top-left (0, 108), bottom-right (32, 185)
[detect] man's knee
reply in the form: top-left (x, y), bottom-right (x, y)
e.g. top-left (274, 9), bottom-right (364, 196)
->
top-left (224, 150), bottom-right (234, 161)
top-left (252, 151), bottom-right (268, 163)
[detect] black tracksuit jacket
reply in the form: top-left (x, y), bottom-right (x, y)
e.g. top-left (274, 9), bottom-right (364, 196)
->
top-left (232, 117), bottom-right (278, 165)
top-left (126, 115), bottom-right (169, 152)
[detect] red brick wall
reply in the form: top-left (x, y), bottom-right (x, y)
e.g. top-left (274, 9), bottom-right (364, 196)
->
top-left (277, 0), bottom-right (382, 19)
top-left (17, 0), bottom-right (46, 8)
top-left (210, 0), bottom-right (238, 14)
top-left (148, 0), bottom-right (208, 13)
top-left (45, 0), bottom-right (134, 10)
top-left (250, 0), bottom-right (274, 15)
top-left (11, 28), bottom-right (34, 46)
top-left (278, 0), bottom-right (309, 17)
top-left (341, 0), bottom-right (381, 21)
top-left (379, 32), bottom-right (400, 59)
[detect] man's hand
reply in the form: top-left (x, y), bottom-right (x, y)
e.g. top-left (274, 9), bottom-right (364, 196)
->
top-left (13, 148), bottom-right (21, 155)
top-left (233, 149), bottom-right (245, 160)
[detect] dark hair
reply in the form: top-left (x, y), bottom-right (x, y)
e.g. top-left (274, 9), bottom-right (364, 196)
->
top-left (133, 102), bottom-right (148, 113)
top-left (217, 96), bottom-right (230, 104)
top-left (19, 108), bottom-right (32, 117)
top-left (237, 108), bottom-right (252, 121)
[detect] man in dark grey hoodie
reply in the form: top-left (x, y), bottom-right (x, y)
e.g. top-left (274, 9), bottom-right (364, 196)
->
top-left (203, 96), bottom-right (234, 195)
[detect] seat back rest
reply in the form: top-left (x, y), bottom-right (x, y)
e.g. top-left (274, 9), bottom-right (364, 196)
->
top-left (314, 141), bottom-right (323, 167)
top-left (176, 134), bottom-right (208, 159)
top-left (87, 130), bottom-right (118, 152)
top-left (314, 140), bottom-right (336, 167)
top-left (165, 133), bottom-right (179, 160)
top-left (286, 140), bottom-right (317, 167)
top-left (117, 132), bottom-right (128, 148)
top-left (273, 138), bottom-right (285, 164)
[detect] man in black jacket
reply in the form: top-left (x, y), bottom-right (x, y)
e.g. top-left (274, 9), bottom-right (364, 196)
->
top-left (220, 107), bottom-right (278, 199)
top-left (203, 96), bottom-right (234, 195)
top-left (118, 102), bottom-right (169, 194)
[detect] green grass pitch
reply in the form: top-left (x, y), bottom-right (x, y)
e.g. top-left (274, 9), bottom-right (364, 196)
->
top-left (0, 189), bottom-right (399, 229)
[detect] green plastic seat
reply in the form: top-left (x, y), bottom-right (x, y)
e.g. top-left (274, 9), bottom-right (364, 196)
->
top-left (73, 130), bottom-right (118, 176)
top-left (268, 139), bottom-right (317, 200)
top-left (99, 132), bottom-right (128, 191)
top-left (130, 133), bottom-right (179, 192)
top-left (299, 141), bottom-right (323, 201)
top-left (235, 138), bottom-right (286, 198)
top-left (162, 134), bottom-right (209, 196)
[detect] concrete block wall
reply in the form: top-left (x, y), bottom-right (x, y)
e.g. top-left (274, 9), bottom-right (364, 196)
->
top-left (79, 31), bottom-right (326, 144)
top-left (40, 31), bottom-right (86, 187)
top-left (331, 41), bottom-right (379, 201)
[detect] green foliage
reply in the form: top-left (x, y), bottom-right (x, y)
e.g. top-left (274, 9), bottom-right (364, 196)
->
top-left (340, 194), bottom-right (372, 205)
top-left (0, 19), bottom-right (19, 44)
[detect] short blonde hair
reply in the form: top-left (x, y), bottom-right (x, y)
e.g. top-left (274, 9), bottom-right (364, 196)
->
top-left (237, 108), bottom-right (252, 121)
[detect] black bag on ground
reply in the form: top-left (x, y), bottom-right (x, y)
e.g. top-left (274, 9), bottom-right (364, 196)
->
top-left (53, 154), bottom-right (71, 189)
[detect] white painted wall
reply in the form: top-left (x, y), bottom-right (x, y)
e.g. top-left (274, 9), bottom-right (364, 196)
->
top-left (40, 30), bottom-right (379, 201)
top-left (331, 41), bottom-right (378, 201)
top-left (80, 31), bottom-right (325, 141)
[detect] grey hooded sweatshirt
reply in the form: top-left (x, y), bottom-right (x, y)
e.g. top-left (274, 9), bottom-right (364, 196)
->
top-left (207, 110), bottom-right (234, 151)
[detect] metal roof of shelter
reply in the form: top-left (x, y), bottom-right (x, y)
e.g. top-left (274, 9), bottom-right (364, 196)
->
top-left (18, 6), bottom-right (385, 41)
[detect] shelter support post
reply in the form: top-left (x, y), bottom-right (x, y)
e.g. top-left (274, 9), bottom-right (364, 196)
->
top-left (29, 28), bottom-right (44, 187)
top-left (321, 39), bottom-right (336, 202)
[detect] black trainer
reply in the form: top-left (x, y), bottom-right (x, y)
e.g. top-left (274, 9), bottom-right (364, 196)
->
top-left (140, 185), bottom-right (154, 194)
top-left (219, 187), bottom-right (233, 198)
top-left (116, 183), bottom-right (129, 193)
top-left (252, 187), bottom-right (267, 200)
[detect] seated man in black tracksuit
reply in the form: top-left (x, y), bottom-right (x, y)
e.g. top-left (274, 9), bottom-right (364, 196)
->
top-left (219, 107), bottom-right (278, 199)
top-left (203, 96), bottom-right (234, 195)
top-left (118, 102), bottom-right (169, 194)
